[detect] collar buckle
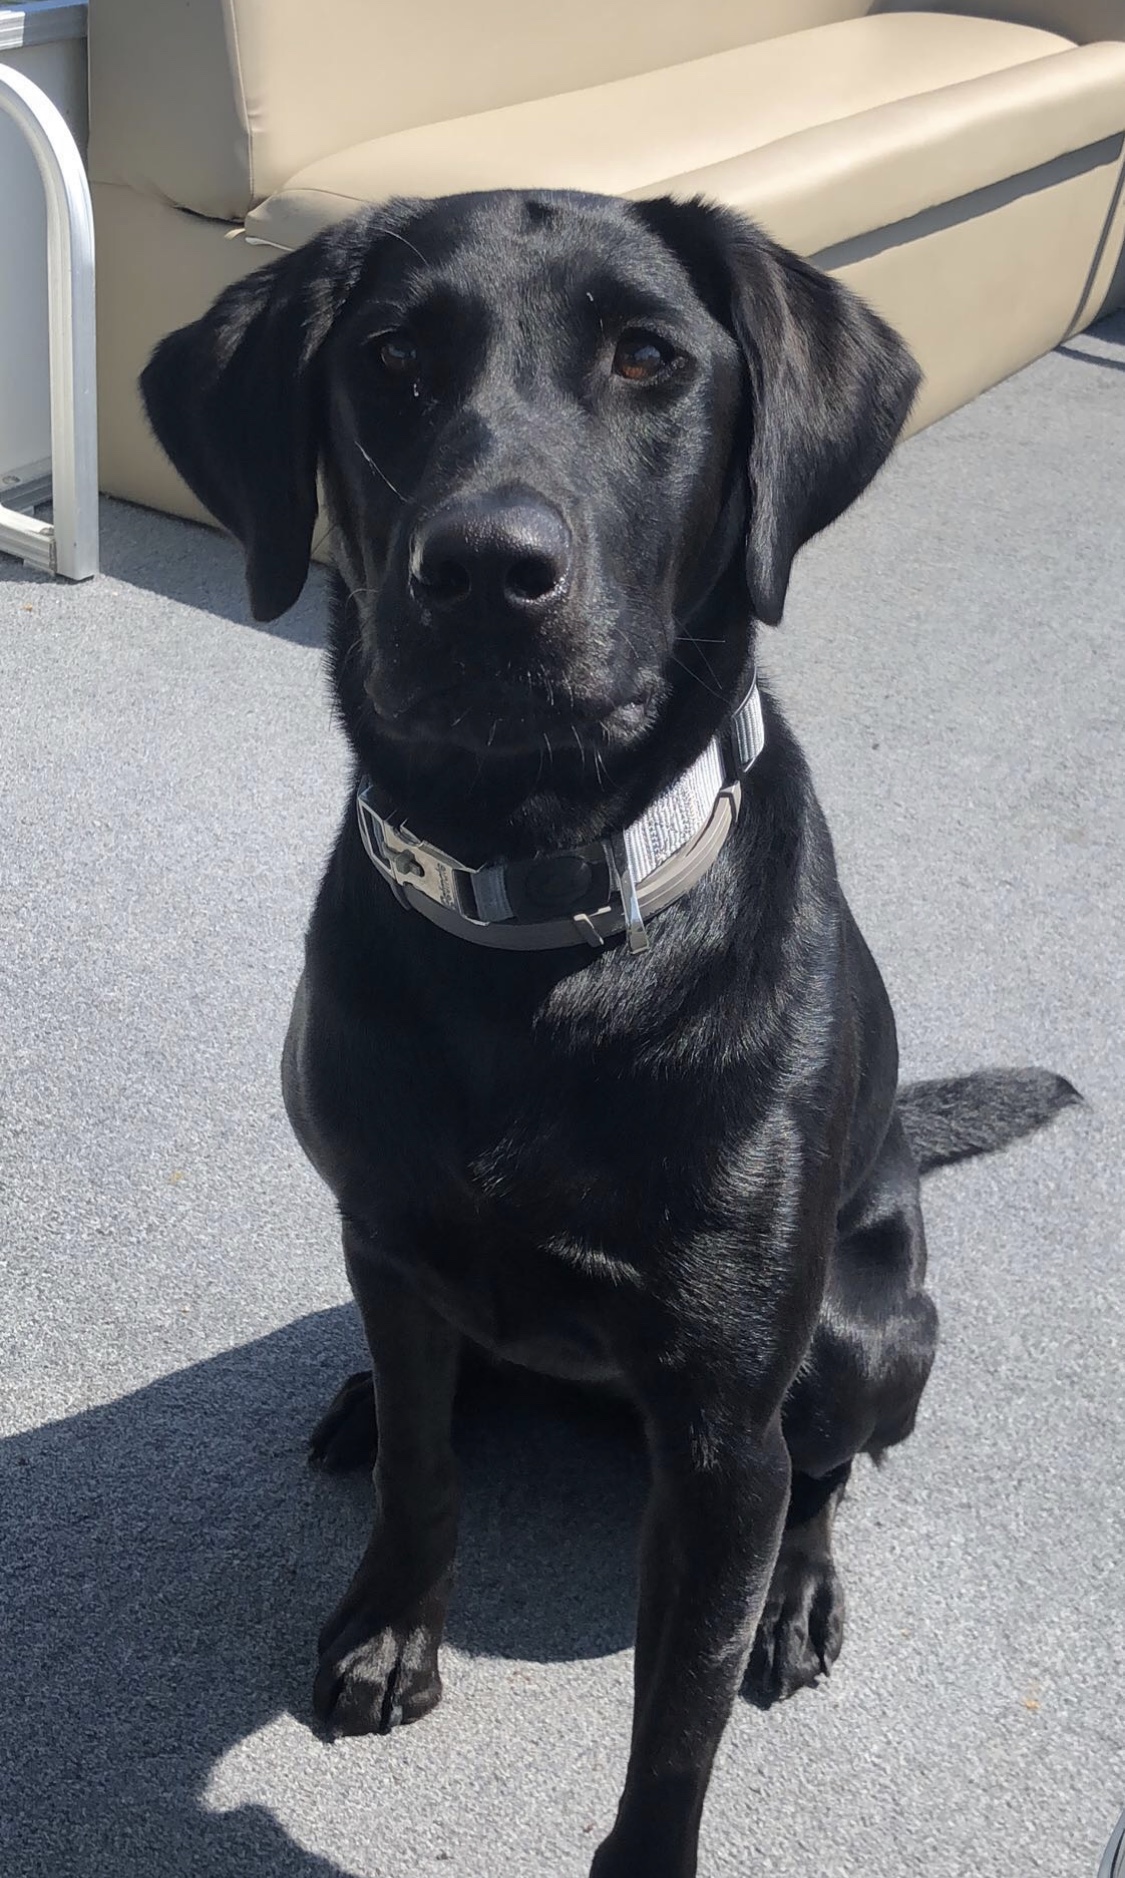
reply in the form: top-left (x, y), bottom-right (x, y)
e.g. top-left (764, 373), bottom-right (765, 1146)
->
top-left (357, 791), bottom-right (473, 915)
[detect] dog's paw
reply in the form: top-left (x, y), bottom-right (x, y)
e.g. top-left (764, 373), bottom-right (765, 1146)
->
top-left (313, 1604), bottom-right (444, 1735)
top-left (743, 1540), bottom-right (845, 1707)
top-left (308, 1369), bottom-right (377, 1472)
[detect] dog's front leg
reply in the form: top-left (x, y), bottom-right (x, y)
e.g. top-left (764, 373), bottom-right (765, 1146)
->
top-left (314, 1220), bottom-right (461, 1735)
top-left (592, 1367), bottom-right (791, 1878)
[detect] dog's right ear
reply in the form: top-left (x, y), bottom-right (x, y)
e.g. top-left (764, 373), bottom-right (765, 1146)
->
top-left (140, 204), bottom-right (419, 622)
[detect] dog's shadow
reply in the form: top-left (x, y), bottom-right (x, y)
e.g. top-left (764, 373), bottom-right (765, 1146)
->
top-left (1, 1307), bottom-right (646, 1877)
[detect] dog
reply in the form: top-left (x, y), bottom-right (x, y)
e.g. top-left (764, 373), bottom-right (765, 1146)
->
top-left (141, 189), bottom-right (1079, 1877)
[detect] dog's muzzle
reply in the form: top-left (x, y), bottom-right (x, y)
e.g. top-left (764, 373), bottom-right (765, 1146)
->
top-left (355, 677), bottom-right (765, 954)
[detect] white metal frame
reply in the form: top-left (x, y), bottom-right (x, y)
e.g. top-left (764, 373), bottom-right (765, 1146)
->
top-left (0, 59), bottom-right (97, 579)
top-left (1100, 1811), bottom-right (1125, 1878)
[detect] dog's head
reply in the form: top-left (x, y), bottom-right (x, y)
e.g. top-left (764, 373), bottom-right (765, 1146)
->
top-left (142, 192), bottom-right (917, 832)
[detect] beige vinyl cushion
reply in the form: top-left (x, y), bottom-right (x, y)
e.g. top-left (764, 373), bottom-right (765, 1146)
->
top-left (874, 0), bottom-right (1125, 41)
top-left (845, 138), bottom-right (1125, 431)
top-left (648, 43), bottom-right (1125, 256)
top-left (87, 0), bottom-right (866, 224)
top-left (245, 12), bottom-right (1074, 249)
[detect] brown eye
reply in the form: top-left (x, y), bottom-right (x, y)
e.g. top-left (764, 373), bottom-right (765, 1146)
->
top-left (613, 331), bottom-right (676, 382)
top-left (377, 331), bottom-right (418, 376)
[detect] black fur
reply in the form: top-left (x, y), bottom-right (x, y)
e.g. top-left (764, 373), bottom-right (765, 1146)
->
top-left (141, 190), bottom-right (1079, 1878)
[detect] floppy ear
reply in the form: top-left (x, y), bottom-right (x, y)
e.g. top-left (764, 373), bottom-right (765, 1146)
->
top-left (140, 203), bottom-right (419, 621)
top-left (634, 198), bottom-right (921, 625)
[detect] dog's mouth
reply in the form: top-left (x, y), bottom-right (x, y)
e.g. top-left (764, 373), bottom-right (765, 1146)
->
top-left (367, 677), bottom-right (656, 758)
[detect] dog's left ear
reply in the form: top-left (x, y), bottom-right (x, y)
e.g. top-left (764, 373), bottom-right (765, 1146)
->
top-left (140, 203), bottom-right (419, 622)
top-left (634, 197), bottom-right (921, 625)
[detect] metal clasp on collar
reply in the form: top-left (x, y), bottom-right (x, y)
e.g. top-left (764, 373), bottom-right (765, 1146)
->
top-left (356, 786), bottom-right (469, 914)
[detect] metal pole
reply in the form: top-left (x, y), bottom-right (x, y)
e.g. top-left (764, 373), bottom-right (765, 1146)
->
top-left (1100, 1810), bottom-right (1125, 1878)
top-left (0, 61), bottom-right (97, 579)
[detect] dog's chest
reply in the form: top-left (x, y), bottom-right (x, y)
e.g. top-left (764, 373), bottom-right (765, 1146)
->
top-left (381, 1175), bottom-right (633, 1383)
top-left (290, 959), bottom-right (725, 1383)
top-left (368, 1091), bottom-right (650, 1383)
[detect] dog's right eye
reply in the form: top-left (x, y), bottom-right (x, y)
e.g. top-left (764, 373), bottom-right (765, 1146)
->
top-left (612, 330), bottom-right (679, 383)
top-left (372, 331), bottom-right (419, 377)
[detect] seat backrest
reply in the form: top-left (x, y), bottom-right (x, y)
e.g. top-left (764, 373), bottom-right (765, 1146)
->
top-left (872, 1), bottom-right (1125, 43)
top-left (88, 0), bottom-right (869, 223)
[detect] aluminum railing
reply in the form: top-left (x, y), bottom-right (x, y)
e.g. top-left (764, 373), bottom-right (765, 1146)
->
top-left (0, 60), bottom-right (97, 579)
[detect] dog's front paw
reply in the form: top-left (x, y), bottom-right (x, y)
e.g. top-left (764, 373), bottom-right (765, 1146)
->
top-left (313, 1602), bottom-right (444, 1735)
top-left (743, 1539), bottom-right (845, 1706)
top-left (589, 1829), bottom-right (697, 1878)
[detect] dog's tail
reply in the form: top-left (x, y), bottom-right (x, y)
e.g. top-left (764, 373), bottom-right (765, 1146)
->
top-left (896, 1068), bottom-right (1082, 1174)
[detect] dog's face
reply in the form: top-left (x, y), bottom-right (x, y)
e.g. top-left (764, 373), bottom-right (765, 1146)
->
top-left (319, 193), bottom-right (745, 763)
top-left (142, 191), bottom-right (918, 810)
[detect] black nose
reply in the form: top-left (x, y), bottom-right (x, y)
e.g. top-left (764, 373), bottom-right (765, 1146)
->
top-left (411, 495), bottom-right (572, 616)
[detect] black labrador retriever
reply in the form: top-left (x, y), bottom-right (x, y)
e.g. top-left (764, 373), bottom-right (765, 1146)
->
top-left (141, 190), bottom-right (1078, 1878)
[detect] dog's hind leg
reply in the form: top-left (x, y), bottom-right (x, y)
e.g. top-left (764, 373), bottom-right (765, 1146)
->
top-left (745, 1462), bottom-right (850, 1703)
top-left (746, 1111), bottom-right (938, 1704)
top-left (308, 1339), bottom-right (503, 1473)
top-left (309, 1370), bottom-right (378, 1472)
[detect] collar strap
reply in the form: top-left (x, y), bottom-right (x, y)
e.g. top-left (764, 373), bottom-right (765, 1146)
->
top-left (356, 677), bottom-right (765, 954)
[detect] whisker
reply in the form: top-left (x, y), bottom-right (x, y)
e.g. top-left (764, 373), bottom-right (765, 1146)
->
top-left (693, 642), bottom-right (726, 693)
top-left (669, 651), bottom-right (723, 700)
top-left (356, 440), bottom-right (405, 502)
top-left (384, 226), bottom-right (429, 266)
top-left (571, 723), bottom-right (589, 784)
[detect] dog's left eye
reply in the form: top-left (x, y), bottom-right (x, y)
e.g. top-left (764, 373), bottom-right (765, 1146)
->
top-left (613, 331), bottom-right (679, 383)
top-left (373, 331), bottom-right (419, 377)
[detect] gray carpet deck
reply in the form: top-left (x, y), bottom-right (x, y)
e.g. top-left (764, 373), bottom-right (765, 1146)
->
top-left (2, 318), bottom-right (1123, 1878)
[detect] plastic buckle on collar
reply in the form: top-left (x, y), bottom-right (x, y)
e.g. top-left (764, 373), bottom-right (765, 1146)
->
top-left (606, 835), bottom-right (649, 955)
top-left (729, 676), bottom-right (765, 775)
top-left (572, 911), bottom-right (607, 949)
